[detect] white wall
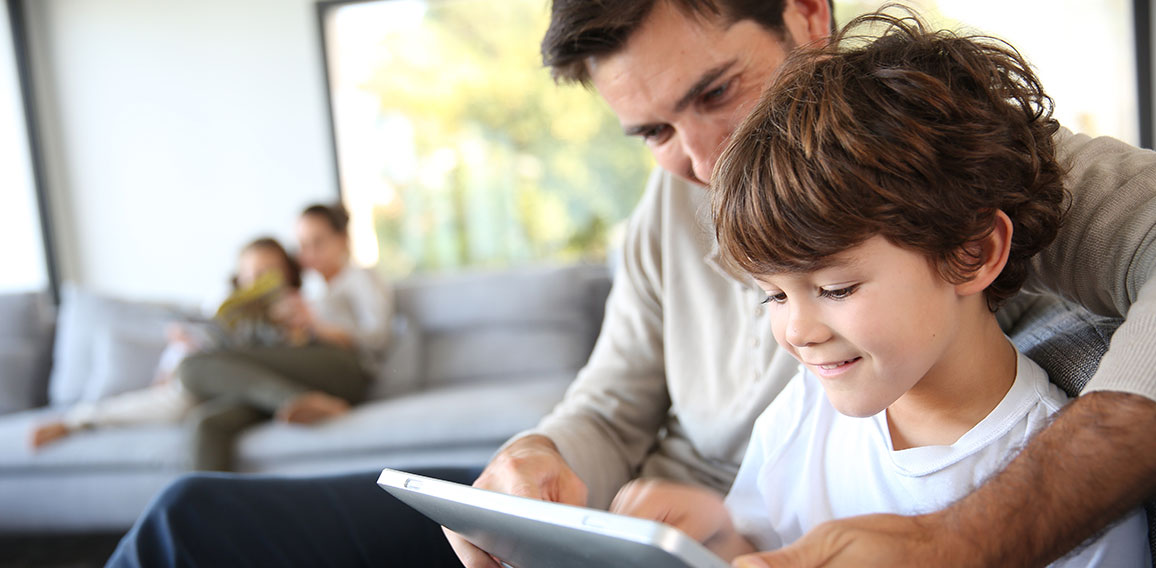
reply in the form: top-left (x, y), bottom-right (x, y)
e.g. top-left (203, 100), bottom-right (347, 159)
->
top-left (25, 0), bottom-right (337, 304)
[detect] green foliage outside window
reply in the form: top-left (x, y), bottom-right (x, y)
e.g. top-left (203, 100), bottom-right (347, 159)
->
top-left (333, 0), bottom-right (653, 276)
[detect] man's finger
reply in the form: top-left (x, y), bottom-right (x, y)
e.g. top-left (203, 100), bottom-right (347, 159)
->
top-left (444, 528), bottom-right (502, 568)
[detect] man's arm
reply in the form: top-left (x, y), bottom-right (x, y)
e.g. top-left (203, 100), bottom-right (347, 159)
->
top-left (447, 169), bottom-right (675, 567)
top-left (734, 391), bottom-right (1156, 568)
top-left (509, 167), bottom-right (674, 507)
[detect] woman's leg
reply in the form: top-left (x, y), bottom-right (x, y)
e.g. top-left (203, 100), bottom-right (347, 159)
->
top-left (186, 398), bottom-right (265, 471)
top-left (105, 468), bottom-right (481, 568)
top-left (178, 345), bottom-right (367, 414)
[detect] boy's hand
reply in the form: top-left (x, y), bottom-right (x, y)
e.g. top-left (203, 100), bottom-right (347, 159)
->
top-left (445, 435), bottom-right (588, 568)
top-left (610, 479), bottom-right (756, 561)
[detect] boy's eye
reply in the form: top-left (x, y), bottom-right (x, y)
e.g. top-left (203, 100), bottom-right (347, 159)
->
top-left (819, 284), bottom-right (860, 301)
top-left (762, 292), bottom-right (787, 304)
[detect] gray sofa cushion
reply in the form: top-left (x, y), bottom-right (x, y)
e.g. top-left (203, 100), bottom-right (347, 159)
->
top-left (0, 339), bottom-right (50, 416)
top-left (367, 314), bottom-right (424, 401)
top-left (235, 376), bottom-right (573, 471)
top-left (398, 265), bottom-right (605, 389)
top-left (0, 292), bottom-right (54, 414)
top-left (0, 407), bottom-right (187, 472)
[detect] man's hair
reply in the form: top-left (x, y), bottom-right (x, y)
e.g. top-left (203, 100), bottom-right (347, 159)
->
top-left (712, 10), bottom-right (1066, 311)
top-left (541, 0), bottom-right (794, 85)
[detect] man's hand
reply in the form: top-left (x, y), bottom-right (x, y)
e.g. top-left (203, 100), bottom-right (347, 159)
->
top-left (445, 434), bottom-right (587, 568)
top-left (611, 479), bottom-right (756, 561)
top-left (730, 513), bottom-right (955, 568)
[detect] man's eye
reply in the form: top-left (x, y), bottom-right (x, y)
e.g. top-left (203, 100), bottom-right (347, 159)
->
top-left (639, 125), bottom-right (670, 143)
top-left (762, 292), bottom-right (787, 304)
top-left (702, 79), bottom-right (733, 105)
top-left (819, 285), bottom-right (860, 301)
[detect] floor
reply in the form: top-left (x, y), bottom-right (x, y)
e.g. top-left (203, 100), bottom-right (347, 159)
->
top-left (0, 533), bottom-right (124, 568)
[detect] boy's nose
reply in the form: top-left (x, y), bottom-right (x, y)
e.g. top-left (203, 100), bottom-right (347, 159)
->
top-left (785, 305), bottom-right (832, 348)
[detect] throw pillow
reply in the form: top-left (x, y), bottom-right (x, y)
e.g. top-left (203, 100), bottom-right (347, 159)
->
top-left (82, 329), bottom-right (170, 401)
top-left (49, 285), bottom-right (179, 406)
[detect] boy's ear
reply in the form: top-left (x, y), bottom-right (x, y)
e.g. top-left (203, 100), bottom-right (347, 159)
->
top-left (954, 211), bottom-right (1013, 297)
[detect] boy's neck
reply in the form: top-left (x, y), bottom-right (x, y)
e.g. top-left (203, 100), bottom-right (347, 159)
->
top-left (885, 310), bottom-right (1018, 451)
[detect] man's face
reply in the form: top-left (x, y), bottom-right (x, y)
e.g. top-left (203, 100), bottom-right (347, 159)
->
top-left (755, 236), bottom-right (967, 418)
top-left (588, 1), bottom-right (824, 186)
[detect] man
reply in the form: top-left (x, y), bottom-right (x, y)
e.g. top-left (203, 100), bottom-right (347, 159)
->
top-left (109, 1), bottom-right (1156, 567)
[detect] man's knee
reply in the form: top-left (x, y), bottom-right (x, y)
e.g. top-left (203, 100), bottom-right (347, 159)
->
top-left (148, 473), bottom-right (232, 517)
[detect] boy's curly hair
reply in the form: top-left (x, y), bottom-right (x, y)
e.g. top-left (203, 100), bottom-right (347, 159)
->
top-left (712, 8), bottom-right (1066, 310)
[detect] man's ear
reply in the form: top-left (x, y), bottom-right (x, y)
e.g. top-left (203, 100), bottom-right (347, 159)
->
top-left (782, 0), bottom-right (834, 46)
top-left (955, 210), bottom-right (1014, 297)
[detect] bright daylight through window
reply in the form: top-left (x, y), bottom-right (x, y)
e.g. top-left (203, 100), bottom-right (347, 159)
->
top-left (323, 0), bottom-right (1140, 278)
top-left (0, 2), bottom-right (48, 294)
top-left (322, 0), bottom-right (653, 277)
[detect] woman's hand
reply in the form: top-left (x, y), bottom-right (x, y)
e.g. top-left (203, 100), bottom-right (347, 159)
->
top-left (610, 479), bottom-right (756, 561)
top-left (270, 292), bottom-right (314, 332)
top-left (272, 292), bottom-right (354, 348)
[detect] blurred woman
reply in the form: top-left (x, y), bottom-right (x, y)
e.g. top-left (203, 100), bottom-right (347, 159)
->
top-left (179, 203), bottom-right (394, 471)
top-left (29, 237), bottom-right (304, 451)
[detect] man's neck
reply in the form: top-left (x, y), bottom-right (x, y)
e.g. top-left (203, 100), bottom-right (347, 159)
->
top-left (885, 312), bottom-right (1018, 451)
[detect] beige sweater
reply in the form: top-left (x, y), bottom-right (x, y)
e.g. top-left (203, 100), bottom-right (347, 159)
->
top-left (524, 128), bottom-right (1156, 509)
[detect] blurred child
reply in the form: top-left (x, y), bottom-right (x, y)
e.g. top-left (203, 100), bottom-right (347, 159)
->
top-left (30, 237), bottom-right (302, 449)
top-left (609, 11), bottom-right (1149, 567)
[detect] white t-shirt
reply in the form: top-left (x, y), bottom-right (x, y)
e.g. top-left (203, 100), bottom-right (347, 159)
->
top-left (725, 351), bottom-right (1150, 566)
top-left (303, 264), bottom-right (395, 371)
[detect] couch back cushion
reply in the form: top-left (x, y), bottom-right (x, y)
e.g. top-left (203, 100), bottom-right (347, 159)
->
top-left (0, 291), bottom-right (55, 414)
top-left (49, 285), bottom-right (176, 406)
top-left (1004, 293), bottom-right (1122, 398)
top-left (396, 264), bottom-right (610, 389)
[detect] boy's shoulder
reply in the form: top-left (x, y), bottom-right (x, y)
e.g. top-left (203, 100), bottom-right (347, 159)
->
top-left (1012, 350), bottom-right (1070, 415)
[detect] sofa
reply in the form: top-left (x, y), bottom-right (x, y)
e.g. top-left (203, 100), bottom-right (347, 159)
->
top-left (0, 263), bottom-right (612, 533)
top-left (2, 264), bottom-right (1153, 560)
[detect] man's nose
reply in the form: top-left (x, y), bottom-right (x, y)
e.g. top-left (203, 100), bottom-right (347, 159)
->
top-left (684, 133), bottom-right (722, 186)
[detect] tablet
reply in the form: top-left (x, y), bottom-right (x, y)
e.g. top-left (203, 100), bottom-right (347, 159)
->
top-left (377, 468), bottom-right (732, 568)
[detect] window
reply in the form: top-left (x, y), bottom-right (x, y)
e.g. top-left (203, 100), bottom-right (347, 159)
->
top-left (835, 0), bottom-right (1140, 146)
top-left (320, 0), bottom-right (654, 277)
top-left (321, 0), bottom-right (1144, 280)
top-left (0, 1), bottom-right (49, 294)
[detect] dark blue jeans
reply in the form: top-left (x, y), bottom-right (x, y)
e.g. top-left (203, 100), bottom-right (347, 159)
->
top-left (106, 467), bottom-right (481, 567)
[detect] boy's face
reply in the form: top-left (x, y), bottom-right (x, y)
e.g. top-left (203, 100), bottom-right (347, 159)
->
top-left (755, 236), bottom-right (967, 418)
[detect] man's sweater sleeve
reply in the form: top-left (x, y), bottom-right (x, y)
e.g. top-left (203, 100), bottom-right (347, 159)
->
top-left (511, 169), bottom-right (672, 508)
top-left (1030, 128), bottom-right (1156, 400)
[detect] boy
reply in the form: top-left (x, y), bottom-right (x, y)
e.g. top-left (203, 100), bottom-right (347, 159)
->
top-left (609, 11), bottom-right (1150, 566)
